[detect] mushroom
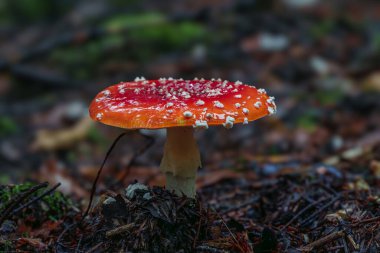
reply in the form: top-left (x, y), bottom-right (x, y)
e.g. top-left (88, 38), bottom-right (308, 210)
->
top-left (89, 78), bottom-right (276, 197)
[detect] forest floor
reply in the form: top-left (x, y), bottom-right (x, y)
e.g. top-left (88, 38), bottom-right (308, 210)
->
top-left (1, 142), bottom-right (379, 252)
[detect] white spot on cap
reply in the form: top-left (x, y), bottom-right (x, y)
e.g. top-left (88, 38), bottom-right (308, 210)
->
top-left (243, 108), bottom-right (249, 114)
top-left (235, 103), bottom-right (241, 108)
top-left (258, 88), bottom-right (266, 94)
top-left (119, 88), bottom-right (125, 94)
top-left (243, 117), bottom-right (249, 124)
top-left (234, 94), bottom-right (242, 98)
top-left (166, 102), bottom-right (174, 108)
top-left (195, 99), bottom-right (205, 106)
top-left (235, 80), bottom-right (242, 85)
top-left (223, 116), bottom-right (235, 129)
top-left (181, 91), bottom-right (191, 98)
top-left (213, 101), bottom-right (224, 108)
top-left (103, 90), bottom-right (111, 96)
top-left (254, 101), bottom-right (262, 108)
top-left (267, 96), bottom-right (275, 104)
top-left (193, 120), bottom-right (208, 129)
top-left (183, 111), bottom-right (193, 118)
top-left (268, 106), bottom-right (276, 115)
top-left (96, 113), bottom-right (103, 120)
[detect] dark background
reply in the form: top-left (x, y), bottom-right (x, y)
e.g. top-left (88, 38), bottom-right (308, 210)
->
top-left (1, 0), bottom-right (380, 196)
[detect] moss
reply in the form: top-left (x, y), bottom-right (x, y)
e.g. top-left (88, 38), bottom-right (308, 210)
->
top-left (0, 183), bottom-right (75, 223)
top-left (49, 12), bottom-right (207, 77)
top-left (0, 117), bottom-right (18, 137)
top-left (314, 88), bottom-right (344, 106)
top-left (102, 12), bottom-right (166, 31)
top-left (296, 111), bottom-right (319, 132)
top-left (310, 20), bottom-right (335, 39)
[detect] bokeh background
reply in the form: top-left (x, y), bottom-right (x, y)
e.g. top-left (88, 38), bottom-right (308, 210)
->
top-left (1, 0), bottom-right (380, 197)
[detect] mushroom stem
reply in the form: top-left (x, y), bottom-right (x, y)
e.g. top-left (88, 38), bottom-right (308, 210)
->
top-left (160, 127), bottom-right (201, 197)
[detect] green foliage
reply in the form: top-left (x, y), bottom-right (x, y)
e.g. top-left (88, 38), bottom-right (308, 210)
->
top-left (0, 174), bottom-right (10, 185)
top-left (103, 12), bottom-right (207, 52)
top-left (50, 34), bottom-right (125, 79)
top-left (373, 33), bottom-right (380, 53)
top-left (296, 113), bottom-right (318, 132)
top-left (296, 108), bottom-right (324, 133)
top-left (130, 21), bottom-right (206, 48)
top-left (310, 20), bottom-right (334, 39)
top-left (50, 12), bottom-right (207, 77)
top-left (103, 12), bottom-right (166, 31)
top-left (0, 117), bottom-right (18, 137)
top-left (1, 0), bottom-right (73, 24)
top-left (0, 183), bottom-right (75, 222)
top-left (87, 126), bottom-right (108, 147)
top-left (314, 88), bottom-right (344, 106)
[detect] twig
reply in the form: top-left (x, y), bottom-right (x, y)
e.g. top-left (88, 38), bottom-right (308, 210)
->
top-left (300, 194), bottom-right (341, 226)
top-left (113, 132), bottom-right (155, 187)
top-left (106, 223), bottom-right (134, 238)
top-left (193, 203), bottom-right (203, 248)
top-left (81, 132), bottom-right (128, 221)
top-left (351, 216), bottom-right (380, 227)
top-left (347, 233), bottom-right (359, 250)
top-left (212, 208), bottom-right (247, 253)
top-left (0, 182), bottom-right (49, 226)
top-left (221, 197), bottom-right (259, 215)
top-left (75, 234), bottom-right (83, 253)
top-left (299, 230), bottom-right (345, 252)
top-left (85, 242), bottom-right (103, 253)
top-left (281, 196), bottom-right (330, 231)
top-left (55, 222), bottom-right (79, 251)
top-left (196, 245), bottom-right (224, 252)
top-left (11, 183), bottom-right (61, 215)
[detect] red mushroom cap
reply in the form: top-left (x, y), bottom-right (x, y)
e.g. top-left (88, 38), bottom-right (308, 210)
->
top-left (89, 78), bottom-right (276, 129)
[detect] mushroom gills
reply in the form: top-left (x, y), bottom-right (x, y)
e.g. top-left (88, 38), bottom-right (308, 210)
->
top-left (160, 127), bottom-right (201, 197)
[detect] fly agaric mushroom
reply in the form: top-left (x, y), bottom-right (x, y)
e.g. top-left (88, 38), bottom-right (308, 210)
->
top-left (89, 77), bottom-right (276, 197)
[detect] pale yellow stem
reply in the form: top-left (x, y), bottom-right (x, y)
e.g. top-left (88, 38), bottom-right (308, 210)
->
top-left (160, 127), bottom-right (201, 197)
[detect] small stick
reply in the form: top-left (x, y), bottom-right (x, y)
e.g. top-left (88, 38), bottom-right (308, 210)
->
top-left (85, 242), bottom-right (103, 253)
top-left (352, 216), bottom-right (380, 227)
top-left (300, 230), bottom-right (345, 252)
top-left (212, 209), bottom-right (247, 253)
top-left (196, 245), bottom-right (223, 252)
top-left (0, 182), bottom-right (49, 226)
top-left (346, 234), bottom-right (359, 250)
top-left (81, 132), bottom-right (127, 221)
top-left (221, 198), bottom-right (259, 215)
top-left (113, 132), bottom-right (155, 187)
top-left (11, 183), bottom-right (61, 215)
top-left (193, 203), bottom-right (203, 248)
top-left (106, 223), bottom-right (134, 238)
top-left (75, 234), bottom-right (83, 253)
top-left (281, 196), bottom-right (330, 231)
top-left (300, 195), bottom-right (341, 226)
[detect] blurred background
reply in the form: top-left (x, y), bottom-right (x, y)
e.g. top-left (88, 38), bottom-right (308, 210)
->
top-left (1, 0), bottom-right (380, 198)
